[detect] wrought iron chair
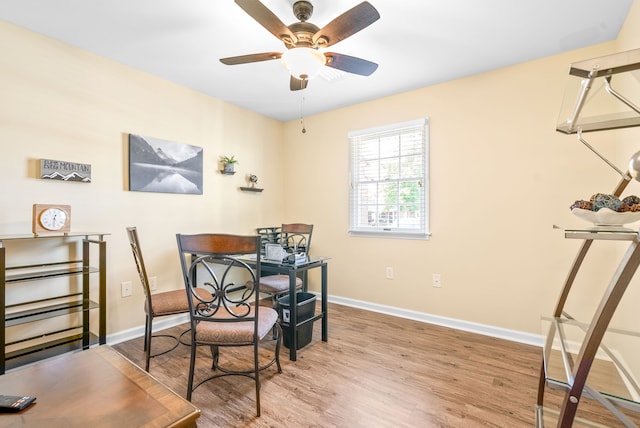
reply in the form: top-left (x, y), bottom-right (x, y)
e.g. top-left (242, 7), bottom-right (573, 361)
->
top-left (126, 226), bottom-right (210, 372)
top-left (175, 233), bottom-right (282, 416)
top-left (246, 223), bottom-right (314, 304)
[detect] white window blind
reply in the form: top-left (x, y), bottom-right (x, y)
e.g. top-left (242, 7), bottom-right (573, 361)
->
top-left (349, 118), bottom-right (430, 239)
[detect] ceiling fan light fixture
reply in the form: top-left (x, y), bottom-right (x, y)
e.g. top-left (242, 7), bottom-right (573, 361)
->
top-left (281, 47), bottom-right (326, 80)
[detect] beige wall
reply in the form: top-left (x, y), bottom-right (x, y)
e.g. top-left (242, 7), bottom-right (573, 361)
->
top-left (1, 3), bottom-right (640, 342)
top-left (282, 3), bottom-right (640, 336)
top-left (0, 21), bottom-right (286, 334)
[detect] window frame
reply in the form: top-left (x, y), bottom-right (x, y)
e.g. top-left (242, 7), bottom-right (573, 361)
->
top-left (348, 118), bottom-right (430, 240)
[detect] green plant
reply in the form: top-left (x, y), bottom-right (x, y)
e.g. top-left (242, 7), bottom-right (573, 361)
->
top-left (222, 155), bottom-right (238, 164)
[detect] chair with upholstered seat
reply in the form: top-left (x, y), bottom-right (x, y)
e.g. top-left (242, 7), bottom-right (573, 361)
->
top-left (247, 223), bottom-right (313, 304)
top-left (127, 226), bottom-right (209, 372)
top-left (175, 232), bottom-right (282, 416)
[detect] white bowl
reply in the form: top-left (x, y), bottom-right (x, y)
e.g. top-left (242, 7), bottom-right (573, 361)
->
top-left (572, 207), bottom-right (640, 226)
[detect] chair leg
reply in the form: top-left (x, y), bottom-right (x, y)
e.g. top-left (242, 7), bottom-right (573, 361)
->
top-left (143, 315), bottom-right (149, 352)
top-left (254, 322), bottom-right (283, 416)
top-left (254, 342), bottom-right (261, 417)
top-left (187, 340), bottom-right (197, 401)
top-left (274, 322), bottom-right (282, 373)
top-left (144, 314), bottom-right (152, 372)
top-left (271, 293), bottom-right (281, 339)
top-left (210, 345), bottom-right (219, 370)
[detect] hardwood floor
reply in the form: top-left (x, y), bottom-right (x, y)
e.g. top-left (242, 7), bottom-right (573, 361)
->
top-left (112, 303), bottom-right (637, 427)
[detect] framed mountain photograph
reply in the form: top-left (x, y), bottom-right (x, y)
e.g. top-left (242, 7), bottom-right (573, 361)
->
top-left (128, 134), bottom-right (203, 194)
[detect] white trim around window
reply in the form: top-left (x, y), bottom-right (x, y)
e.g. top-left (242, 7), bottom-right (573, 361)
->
top-left (348, 118), bottom-right (430, 239)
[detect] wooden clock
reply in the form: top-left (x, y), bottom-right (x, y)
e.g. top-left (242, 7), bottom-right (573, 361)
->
top-left (32, 204), bottom-right (71, 236)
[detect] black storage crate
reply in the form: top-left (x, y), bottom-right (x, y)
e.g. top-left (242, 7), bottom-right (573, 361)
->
top-left (277, 292), bottom-right (317, 350)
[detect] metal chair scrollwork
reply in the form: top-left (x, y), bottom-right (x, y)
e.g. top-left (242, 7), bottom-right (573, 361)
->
top-left (175, 233), bottom-right (282, 416)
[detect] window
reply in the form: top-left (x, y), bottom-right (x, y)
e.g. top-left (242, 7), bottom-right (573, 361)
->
top-left (349, 118), bottom-right (430, 239)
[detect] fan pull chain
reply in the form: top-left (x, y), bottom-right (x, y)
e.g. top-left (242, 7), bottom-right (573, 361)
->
top-left (300, 96), bottom-right (307, 134)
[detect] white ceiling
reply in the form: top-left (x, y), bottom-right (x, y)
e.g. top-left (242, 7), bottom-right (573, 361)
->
top-left (0, 0), bottom-right (634, 122)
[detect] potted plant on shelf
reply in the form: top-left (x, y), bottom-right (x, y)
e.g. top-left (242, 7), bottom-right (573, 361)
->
top-left (221, 155), bottom-right (237, 174)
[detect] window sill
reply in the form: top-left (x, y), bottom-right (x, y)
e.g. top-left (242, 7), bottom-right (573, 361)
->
top-left (348, 230), bottom-right (431, 240)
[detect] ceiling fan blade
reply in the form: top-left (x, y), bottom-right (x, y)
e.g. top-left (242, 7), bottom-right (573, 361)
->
top-left (220, 52), bottom-right (282, 65)
top-left (324, 52), bottom-right (378, 76)
top-left (290, 76), bottom-right (308, 91)
top-left (312, 1), bottom-right (380, 47)
top-left (235, 0), bottom-right (297, 44)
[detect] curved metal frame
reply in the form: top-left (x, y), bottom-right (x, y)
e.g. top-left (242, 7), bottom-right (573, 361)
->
top-left (536, 176), bottom-right (640, 427)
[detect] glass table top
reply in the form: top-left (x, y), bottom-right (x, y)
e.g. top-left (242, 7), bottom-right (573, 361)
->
top-left (239, 254), bottom-right (329, 267)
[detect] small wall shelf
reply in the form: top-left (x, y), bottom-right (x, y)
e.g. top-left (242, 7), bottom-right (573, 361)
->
top-left (220, 170), bottom-right (236, 175)
top-left (240, 187), bottom-right (263, 192)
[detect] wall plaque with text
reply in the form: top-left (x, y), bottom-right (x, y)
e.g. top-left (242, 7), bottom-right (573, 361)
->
top-left (39, 159), bottom-right (91, 183)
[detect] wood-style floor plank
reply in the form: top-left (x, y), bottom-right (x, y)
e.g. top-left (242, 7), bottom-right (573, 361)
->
top-left (113, 303), bottom-right (638, 427)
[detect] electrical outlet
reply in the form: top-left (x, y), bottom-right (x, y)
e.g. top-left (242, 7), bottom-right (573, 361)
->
top-left (386, 267), bottom-right (394, 279)
top-left (432, 273), bottom-right (442, 288)
top-left (121, 281), bottom-right (132, 297)
top-left (149, 276), bottom-right (157, 291)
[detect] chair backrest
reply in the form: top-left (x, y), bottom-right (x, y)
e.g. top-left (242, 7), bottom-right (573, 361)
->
top-left (256, 226), bottom-right (281, 253)
top-left (280, 223), bottom-right (313, 254)
top-left (175, 233), bottom-right (261, 328)
top-left (126, 226), bottom-right (152, 300)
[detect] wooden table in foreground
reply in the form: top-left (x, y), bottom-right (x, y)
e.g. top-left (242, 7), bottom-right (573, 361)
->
top-left (0, 346), bottom-right (200, 428)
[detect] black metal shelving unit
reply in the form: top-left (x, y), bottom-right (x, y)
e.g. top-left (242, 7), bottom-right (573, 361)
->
top-left (0, 233), bottom-right (108, 374)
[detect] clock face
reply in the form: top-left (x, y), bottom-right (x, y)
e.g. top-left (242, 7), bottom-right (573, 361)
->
top-left (40, 208), bottom-right (68, 231)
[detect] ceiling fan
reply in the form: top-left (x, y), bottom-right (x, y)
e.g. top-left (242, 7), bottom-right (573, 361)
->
top-left (220, 0), bottom-right (380, 91)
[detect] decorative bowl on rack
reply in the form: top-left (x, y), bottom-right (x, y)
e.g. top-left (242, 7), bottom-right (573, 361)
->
top-left (572, 207), bottom-right (640, 226)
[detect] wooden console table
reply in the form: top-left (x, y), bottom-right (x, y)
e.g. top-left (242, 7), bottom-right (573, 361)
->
top-left (0, 346), bottom-right (200, 427)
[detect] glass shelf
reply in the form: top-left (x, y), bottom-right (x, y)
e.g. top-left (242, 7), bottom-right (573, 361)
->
top-left (556, 48), bottom-right (640, 134)
top-left (554, 225), bottom-right (639, 241)
top-left (0, 232), bottom-right (109, 246)
top-left (537, 224), bottom-right (640, 427)
top-left (536, 405), bottom-right (624, 428)
top-left (541, 316), bottom-right (640, 410)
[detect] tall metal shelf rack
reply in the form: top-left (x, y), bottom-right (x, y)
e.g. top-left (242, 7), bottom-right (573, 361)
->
top-left (536, 48), bottom-right (640, 427)
top-left (0, 232), bottom-right (108, 374)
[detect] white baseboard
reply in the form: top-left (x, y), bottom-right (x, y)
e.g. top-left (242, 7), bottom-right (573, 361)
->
top-left (325, 294), bottom-right (543, 348)
top-left (107, 313), bottom-right (190, 345)
top-left (106, 295), bottom-right (543, 348)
